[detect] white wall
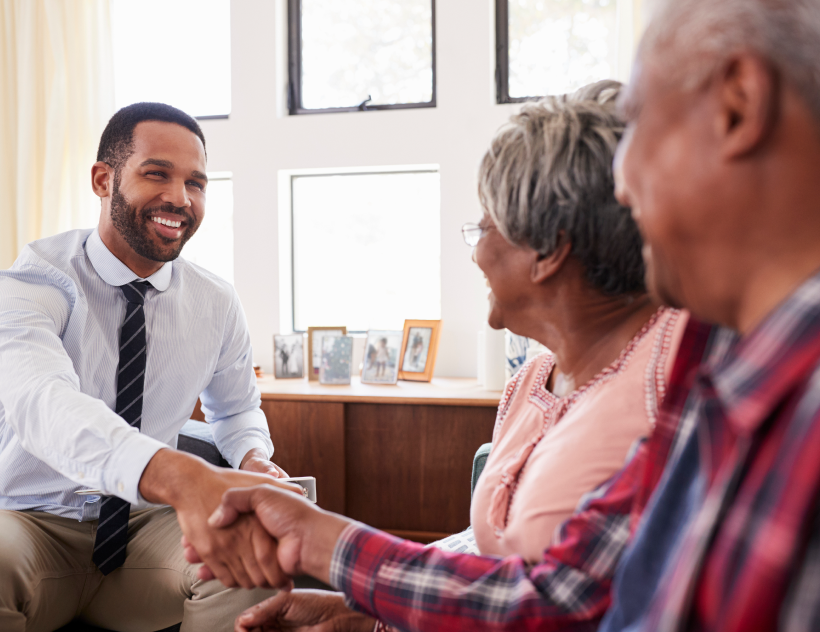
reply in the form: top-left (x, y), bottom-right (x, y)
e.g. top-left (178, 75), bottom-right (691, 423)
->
top-left (199, 0), bottom-right (633, 377)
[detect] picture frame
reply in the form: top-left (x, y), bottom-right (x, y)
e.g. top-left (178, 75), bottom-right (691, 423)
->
top-left (361, 330), bottom-right (403, 385)
top-left (398, 319), bottom-right (442, 382)
top-left (273, 334), bottom-right (305, 379)
top-left (319, 335), bottom-right (354, 385)
top-left (307, 326), bottom-right (347, 381)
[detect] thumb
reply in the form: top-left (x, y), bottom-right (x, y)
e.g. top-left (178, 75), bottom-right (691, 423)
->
top-left (208, 486), bottom-right (259, 527)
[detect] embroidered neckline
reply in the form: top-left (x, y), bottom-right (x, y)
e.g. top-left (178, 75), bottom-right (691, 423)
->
top-left (529, 307), bottom-right (668, 413)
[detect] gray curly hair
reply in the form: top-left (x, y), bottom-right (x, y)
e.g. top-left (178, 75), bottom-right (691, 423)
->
top-left (478, 80), bottom-right (645, 296)
top-left (640, 0), bottom-right (820, 123)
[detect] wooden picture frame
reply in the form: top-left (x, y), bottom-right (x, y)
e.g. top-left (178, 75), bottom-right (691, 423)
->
top-left (398, 319), bottom-right (442, 382)
top-left (307, 326), bottom-right (347, 381)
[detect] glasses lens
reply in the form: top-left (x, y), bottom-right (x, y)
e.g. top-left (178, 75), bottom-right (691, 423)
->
top-left (462, 224), bottom-right (481, 247)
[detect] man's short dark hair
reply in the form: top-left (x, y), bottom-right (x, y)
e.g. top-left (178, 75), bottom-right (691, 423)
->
top-left (96, 102), bottom-right (207, 171)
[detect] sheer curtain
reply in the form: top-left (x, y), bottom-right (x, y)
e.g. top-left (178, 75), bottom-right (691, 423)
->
top-left (0, 0), bottom-right (114, 269)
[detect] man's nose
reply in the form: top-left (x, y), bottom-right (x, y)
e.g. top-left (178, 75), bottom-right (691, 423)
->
top-left (161, 179), bottom-right (191, 209)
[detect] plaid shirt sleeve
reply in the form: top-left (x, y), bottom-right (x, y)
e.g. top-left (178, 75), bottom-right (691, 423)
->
top-left (328, 319), bottom-right (715, 632)
top-left (329, 436), bottom-right (655, 632)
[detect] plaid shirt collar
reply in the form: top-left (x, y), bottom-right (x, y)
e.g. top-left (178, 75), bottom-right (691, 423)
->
top-left (700, 269), bottom-right (820, 437)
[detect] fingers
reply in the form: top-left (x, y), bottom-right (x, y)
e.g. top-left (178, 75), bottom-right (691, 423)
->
top-left (251, 522), bottom-right (293, 590)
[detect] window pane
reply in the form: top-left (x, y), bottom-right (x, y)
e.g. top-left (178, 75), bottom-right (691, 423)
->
top-left (110, 0), bottom-right (231, 117)
top-left (292, 172), bottom-right (441, 332)
top-left (508, 0), bottom-right (618, 98)
top-left (182, 176), bottom-right (234, 284)
top-left (300, 0), bottom-right (433, 109)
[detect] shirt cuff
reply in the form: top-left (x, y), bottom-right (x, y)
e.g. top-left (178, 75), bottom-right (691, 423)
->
top-left (210, 407), bottom-right (274, 469)
top-left (103, 430), bottom-right (168, 505)
top-left (329, 522), bottom-right (407, 617)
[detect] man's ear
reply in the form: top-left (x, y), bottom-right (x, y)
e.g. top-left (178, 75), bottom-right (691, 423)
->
top-left (531, 236), bottom-right (572, 284)
top-left (91, 162), bottom-right (114, 198)
top-left (716, 53), bottom-right (779, 159)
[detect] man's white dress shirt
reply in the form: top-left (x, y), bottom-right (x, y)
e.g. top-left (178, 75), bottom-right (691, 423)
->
top-left (0, 228), bottom-right (273, 520)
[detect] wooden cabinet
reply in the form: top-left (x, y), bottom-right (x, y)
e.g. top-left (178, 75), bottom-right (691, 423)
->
top-left (196, 377), bottom-right (500, 542)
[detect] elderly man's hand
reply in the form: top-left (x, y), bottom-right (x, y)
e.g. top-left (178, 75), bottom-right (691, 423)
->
top-left (234, 590), bottom-right (376, 632)
top-left (183, 483), bottom-right (352, 586)
top-left (139, 449), bottom-right (303, 590)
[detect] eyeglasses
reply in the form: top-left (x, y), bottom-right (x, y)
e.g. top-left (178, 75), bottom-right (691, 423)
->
top-left (461, 223), bottom-right (485, 247)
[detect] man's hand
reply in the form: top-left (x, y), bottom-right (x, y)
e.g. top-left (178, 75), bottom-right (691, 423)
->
top-left (234, 590), bottom-right (376, 632)
top-left (240, 447), bottom-right (289, 478)
top-left (138, 449), bottom-right (303, 590)
top-left (184, 483), bottom-right (351, 585)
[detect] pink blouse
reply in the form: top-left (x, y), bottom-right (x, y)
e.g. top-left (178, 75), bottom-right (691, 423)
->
top-left (471, 308), bottom-right (688, 562)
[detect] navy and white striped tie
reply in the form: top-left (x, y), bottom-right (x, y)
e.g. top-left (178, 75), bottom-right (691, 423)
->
top-left (92, 281), bottom-right (151, 575)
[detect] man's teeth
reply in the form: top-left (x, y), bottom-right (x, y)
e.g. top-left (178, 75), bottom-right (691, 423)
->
top-left (151, 216), bottom-right (182, 228)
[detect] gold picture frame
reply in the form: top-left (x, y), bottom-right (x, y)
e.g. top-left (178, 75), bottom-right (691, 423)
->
top-left (398, 319), bottom-right (442, 382)
top-left (307, 326), bottom-right (347, 381)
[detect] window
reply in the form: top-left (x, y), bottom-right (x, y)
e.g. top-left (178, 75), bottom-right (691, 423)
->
top-left (182, 173), bottom-right (234, 283)
top-left (291, 170), bottom-right (441, 332)
top-left (110, 0), bottom-right (231, 118)
top-left (288, 0), bottom-right (436, 114)
top-left (496, 0), bottom-right (619, 102)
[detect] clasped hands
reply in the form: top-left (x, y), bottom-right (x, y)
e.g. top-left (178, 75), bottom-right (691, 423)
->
top-left (181, 481), bottom-right (368, 632)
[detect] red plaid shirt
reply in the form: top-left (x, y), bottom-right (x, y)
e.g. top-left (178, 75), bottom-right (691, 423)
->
top-left (631, 274), bottom-right (820, 632)
top-left (328, 319), bottom-right (715, 632)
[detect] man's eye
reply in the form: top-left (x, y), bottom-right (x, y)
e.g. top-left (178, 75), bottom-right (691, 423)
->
top-left (187, 181), bottom-right (205, 191)
top-left (147, 171), bottom-right (166, 178)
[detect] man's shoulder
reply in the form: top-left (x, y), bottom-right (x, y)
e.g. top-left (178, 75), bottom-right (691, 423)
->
top-left (15, 229), bottom-right (93, 273)
top-left (1, 229), bottom-right (93, 293)
top-left (172, 258), bottom-right (237, 304)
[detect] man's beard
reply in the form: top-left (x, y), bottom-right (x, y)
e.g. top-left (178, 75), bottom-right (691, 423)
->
top-left (110, 179), bottom-right (199, 263)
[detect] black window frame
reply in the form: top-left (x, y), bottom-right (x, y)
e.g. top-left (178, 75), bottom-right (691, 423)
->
top-left (495, 0), bottom-right (541, 104)
top-left (287, 0), bottom-right (437, 115)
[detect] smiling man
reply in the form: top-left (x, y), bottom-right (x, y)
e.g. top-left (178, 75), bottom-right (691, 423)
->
top-left (0, 103), bottom-right (293, 631)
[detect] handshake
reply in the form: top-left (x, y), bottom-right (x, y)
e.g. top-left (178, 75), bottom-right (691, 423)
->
top-left (179, 480), bottom-right (368, 632)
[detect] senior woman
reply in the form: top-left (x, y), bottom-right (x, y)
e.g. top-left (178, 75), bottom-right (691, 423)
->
top-left (211, 80), bottom-right (688, 632)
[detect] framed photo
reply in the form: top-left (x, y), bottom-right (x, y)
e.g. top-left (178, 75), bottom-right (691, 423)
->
top-left (307, 326), bottom-right (347, 381)
top-left (398, 319), bottom-right (442, 382)
top-left (273, 334), bottom-right (304, 379)
top-left (361, 330), bottom-right (403, 385)
top-left (319, 335), bottom-right (354, 385)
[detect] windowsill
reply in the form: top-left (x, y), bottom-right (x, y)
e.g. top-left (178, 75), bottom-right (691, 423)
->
top-left (256, 375), bottom-right (501, 407)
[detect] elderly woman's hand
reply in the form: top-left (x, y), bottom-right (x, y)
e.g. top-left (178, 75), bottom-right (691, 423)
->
top-left (235, 590), bottom-right (376, 632)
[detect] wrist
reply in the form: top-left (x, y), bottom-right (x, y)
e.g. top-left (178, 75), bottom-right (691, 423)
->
top-left (300, 509), bottom-right (352, 583)
top-left (138, 448), bottom-right (213, 506)
top-left (239, 447), bottom-right (269, 470)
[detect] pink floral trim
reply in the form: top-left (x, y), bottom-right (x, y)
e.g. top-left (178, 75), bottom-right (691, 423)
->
top-left (643, 309), bottom-right (681, 428)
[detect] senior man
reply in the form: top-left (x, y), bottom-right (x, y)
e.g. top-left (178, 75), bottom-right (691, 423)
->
top-left (186, 0), bottom-right (820, 631)
top-left (0, 102), bottom-right (294, 632)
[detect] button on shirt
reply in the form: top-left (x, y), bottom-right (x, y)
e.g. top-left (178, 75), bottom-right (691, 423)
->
top-left (0, 228), bottom-right (273, 521)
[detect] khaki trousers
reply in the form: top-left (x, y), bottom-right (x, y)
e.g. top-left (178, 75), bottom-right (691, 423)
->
top-left (0, 508), bottom-right (276, 632)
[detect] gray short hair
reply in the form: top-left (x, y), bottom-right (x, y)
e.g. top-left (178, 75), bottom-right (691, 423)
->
top-left (478, 80), bottom-right (645, 297)
top-left (641, 0), bottom-right (820, 121)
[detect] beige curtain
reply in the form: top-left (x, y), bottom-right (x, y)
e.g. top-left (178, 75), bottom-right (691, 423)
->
top-left (0, 0), bottom-right (114, 269)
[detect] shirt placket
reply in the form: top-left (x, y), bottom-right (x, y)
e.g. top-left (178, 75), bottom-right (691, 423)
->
top-left (655, 381), bottom-right (752, 632)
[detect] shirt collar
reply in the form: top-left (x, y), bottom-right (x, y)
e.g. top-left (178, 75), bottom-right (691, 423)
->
top-left (705, 269), bottom-right (820, 436)
top-left (85, 228), bottom-right (173, 292)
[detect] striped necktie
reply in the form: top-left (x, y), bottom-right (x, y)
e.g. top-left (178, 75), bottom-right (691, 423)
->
top-left (92, 280), bottom-right (151, 575)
